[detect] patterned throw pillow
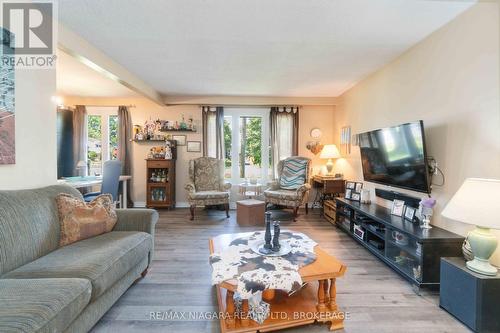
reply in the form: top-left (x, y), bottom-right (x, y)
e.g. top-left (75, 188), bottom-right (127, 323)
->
top-left (279, 159), bottom-right (308, 190)
top-left (56, 193), bottom-right (117, 247)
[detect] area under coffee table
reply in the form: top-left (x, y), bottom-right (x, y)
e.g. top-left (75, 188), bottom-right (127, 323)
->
top-left (209, 232), bottom-right (347, 332)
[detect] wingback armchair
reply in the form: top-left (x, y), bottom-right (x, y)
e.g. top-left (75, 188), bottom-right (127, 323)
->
top-left (185, 157), bottom-right (232, 220)
top-left (264, 156), bottom-right (311, 221)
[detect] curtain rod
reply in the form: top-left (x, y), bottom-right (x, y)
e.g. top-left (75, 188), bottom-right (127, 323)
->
top-left (76, 104), bottom-right (136, 108)
top-left (164, 104), bottom-right (302, 108)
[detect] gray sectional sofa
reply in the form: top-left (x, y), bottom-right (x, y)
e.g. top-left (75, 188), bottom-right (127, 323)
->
top-left (0, 185), bottom-right (158, 333)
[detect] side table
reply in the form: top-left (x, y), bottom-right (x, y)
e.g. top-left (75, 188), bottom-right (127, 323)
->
top-left (311, 176), bottom-right (345, 210)
top-left (238, 182), bottom-right (263, 199)
top-left (440, 257), bottom-right (500, 333)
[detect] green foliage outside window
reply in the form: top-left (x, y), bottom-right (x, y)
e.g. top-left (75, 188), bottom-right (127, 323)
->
top-left (245, 118), bottom-right (261, 166)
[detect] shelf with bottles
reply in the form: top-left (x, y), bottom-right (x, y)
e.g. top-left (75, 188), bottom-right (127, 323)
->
top-left (149, 187), bottom-right (169, 203)
top-left (148, 168), bottom-right (169, 184)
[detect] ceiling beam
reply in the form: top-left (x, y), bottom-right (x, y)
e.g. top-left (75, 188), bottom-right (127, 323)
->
top-left (58, 24), bottom-right (164, 106)
top-left (164, 95), bottom-right (338, 106)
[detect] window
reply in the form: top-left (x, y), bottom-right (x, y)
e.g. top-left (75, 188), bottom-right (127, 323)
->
top-left (224, 108), bottom-right (270, 183)
top-left (109, 115), bottom-right (118, 160)
top-left (86, 107), bottom-right (119, 175)
top-left (87, 114), bottom-right (102, 176)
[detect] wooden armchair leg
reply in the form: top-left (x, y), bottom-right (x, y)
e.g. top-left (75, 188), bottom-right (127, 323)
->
top-left (190, 205), bottom-right (195, 220)
top-left (225, 203), bottom-right (230, 218)
top-left (293, 207), bottom-right (299, 221)
top-left (305, 203), bottom-right (309, 214)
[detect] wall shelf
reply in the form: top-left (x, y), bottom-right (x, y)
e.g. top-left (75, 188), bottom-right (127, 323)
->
top-left (159, 129), bottom-right (196, 132)
top-left (131, 139), bottom-right (166, 143)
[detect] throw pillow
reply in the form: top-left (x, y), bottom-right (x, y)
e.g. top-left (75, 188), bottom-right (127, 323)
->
top-left (56, 193), bottom-right (117, 247)
top-left (279, 159), bottom-right (309, 190)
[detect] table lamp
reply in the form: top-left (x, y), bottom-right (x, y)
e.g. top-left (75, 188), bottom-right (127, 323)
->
top-left (441, 178), bottom-right (500, 276)
top-left (319, 144), bottom-right (340, 176)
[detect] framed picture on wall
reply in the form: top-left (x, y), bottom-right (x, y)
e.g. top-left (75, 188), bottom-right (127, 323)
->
top-left (351, 192), bottom-right (361, 201)
top-left (346, 181), bottom-right (355, 190)
top-left (355, 182), bottom-right (363, 193)
top-left (345, 189), bottom-right (352, 199)
top-left (172, 135), bottom-right (186, 146)
top-left (187, 141), bottom-right (201, 152)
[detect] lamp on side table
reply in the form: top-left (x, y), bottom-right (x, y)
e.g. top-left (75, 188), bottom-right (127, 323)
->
top-left (319, 144), bottom-right (340, 176)
top-left (442, 178), bottom-right (500, 276)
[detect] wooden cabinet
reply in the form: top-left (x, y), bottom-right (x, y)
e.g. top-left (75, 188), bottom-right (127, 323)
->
top-left (146, 159), bottom-right (176, 209)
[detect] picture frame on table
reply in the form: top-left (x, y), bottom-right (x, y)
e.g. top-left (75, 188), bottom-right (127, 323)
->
top-left (172, 134), bottom-right (186, 146)
top-left (355, 182), bottom-right (363, 193)
top-left (391, 199), bottom-right (405, 217)
top-left (404, 206), bottom-right (416, 221)
top-left (345, 189), bottom-right (352, 199)
top-left (351, 192), bottom-right (361, 201)
top-left (186, 141), bottom-right (201, 152)
top-left (346, 181), bottom-right (355, 190)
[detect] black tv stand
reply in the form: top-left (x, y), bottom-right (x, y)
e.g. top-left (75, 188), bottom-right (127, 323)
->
top-left (334, 198), bottom-right (463, 290)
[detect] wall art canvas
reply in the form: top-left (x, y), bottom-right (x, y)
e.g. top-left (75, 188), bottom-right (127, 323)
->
top-left (0, 28), bottom-right (15, 164)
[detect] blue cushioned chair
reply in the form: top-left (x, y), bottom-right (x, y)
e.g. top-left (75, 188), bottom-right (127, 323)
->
top-left (84, 160), bottom-right (122, 204)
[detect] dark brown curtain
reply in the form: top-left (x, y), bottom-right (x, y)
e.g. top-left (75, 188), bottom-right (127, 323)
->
top-left (269, 106), bottom-right (299, 178)
top-left (73, 105), bottom-right (87, 175)
top-left (118, 106), bottom-right (132, 207)
top-left (202, 106), bottom-right (224, 159)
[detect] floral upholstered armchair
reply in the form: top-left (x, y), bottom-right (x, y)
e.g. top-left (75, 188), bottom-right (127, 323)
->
top-left (264, 156), bottom-right (311, 221)
top-left (185, 157), bottom-right (232, 220)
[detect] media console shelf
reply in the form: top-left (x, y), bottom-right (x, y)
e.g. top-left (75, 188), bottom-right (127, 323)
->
top-left (335, 198), bottom-right (464, 290)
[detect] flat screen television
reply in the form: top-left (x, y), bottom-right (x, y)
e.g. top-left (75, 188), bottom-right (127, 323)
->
top-left (358, 121), bottom-right (431, 193)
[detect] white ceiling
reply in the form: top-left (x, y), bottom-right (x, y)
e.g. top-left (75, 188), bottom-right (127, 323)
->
top-left (58, 0), bottom-right (475, 97)
top-left (56, 50), bottom-right (138, 97)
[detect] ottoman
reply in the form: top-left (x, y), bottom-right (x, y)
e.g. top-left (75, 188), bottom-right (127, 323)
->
top-left (236, 199), bottom-right (266, 226)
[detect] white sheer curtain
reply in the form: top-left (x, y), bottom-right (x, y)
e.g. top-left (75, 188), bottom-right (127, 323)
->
top-left (270, 106), bottom-right (299, 178)
top-left (205, 113), bottom-right (217, 158)
top-left (202, 106), bottom-right (224, 159)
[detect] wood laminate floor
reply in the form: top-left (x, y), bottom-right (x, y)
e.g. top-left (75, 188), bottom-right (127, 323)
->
top-left (91, 208), bottom-right (470, 333)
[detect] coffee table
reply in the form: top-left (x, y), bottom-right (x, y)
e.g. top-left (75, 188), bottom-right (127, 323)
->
top-left (209, 232), bottom-right (347, 332)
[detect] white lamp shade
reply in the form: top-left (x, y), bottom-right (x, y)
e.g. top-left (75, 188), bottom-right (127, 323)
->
top-left (320, 144), bottom-right (340, 159)
top-left (441, 178), bottom-right (500, 229)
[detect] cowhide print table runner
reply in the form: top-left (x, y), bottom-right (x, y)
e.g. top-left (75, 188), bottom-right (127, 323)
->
top-left (209, 231), bottom-right (317, 323)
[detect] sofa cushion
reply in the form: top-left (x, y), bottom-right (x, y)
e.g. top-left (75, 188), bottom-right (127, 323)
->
top-left (264, 189), bottom-right (300, 201)
top-left (0, 278), bottom-right (91, 333)
top-left (3, 231), bottom-right (152, 301)
top-left (56, 193), bottom-right (117, 246)
top-left (188, 191), bottom-right (229, 200)
top-left (0, 185), bottom-right (83, 276)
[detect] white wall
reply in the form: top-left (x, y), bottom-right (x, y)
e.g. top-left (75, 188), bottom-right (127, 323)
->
top-left (333, 2), bottom-right (500, 263)
top-left (0, 69), bottom-right (57, 189)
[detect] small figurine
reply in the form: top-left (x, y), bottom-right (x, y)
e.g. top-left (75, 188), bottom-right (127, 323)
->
top-left (272, 221), bottom-right (281, 252)
top-left (164, 142), bottom-right (172, 160)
